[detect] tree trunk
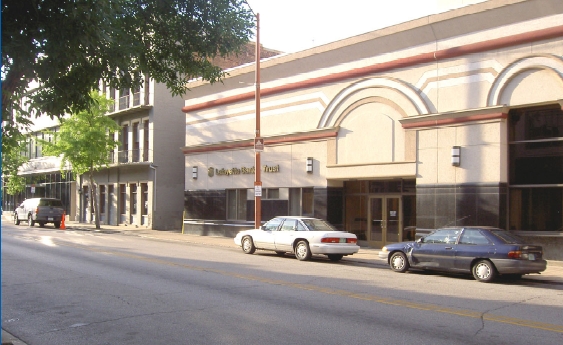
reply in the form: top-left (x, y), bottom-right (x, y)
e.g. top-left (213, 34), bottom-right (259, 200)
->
top-left (89, 168), bottom-right (101, 229)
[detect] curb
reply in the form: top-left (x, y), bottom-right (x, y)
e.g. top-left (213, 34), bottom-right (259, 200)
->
top-left (2, 329), bottom-right (27, 345)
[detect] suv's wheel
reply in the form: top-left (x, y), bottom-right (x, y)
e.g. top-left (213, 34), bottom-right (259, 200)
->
top-left (28, 215), bottom-right (35, 227)
top-left (14, 213), bottom-right (20, 225)
top-left (54, 222), bottom-right (61, 229)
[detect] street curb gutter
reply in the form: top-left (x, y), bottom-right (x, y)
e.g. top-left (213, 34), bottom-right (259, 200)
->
top-left (2, 329), bottom-right (27, 345)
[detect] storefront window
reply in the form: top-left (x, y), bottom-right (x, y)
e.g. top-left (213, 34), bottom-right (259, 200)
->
top-left (302, 188), bottom-right (314, 217)
top-left (264, 188), bottom-right (279, 199)
top-left (289, 188), bottom-right (314, 217)
top-left (227, 189), bottom-right (247, 220)
top-left (508, 105), bottom-right (563, 231)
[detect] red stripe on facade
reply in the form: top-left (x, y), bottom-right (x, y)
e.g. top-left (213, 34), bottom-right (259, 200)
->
top-left (402, 113), bottom-right (508, 129)
top-left (182, 25), bottom-right (563, 113)
top-left (182, 130), bottom-right (338, 154)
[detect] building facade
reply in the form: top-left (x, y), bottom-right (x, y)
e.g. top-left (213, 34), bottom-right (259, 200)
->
top-left (181, 0), bottom-right (563, 259)
top-left (2, 79), bottom-right (186, 230)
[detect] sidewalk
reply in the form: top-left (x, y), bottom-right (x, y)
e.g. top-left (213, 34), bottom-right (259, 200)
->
top-left (53, 220), bottom-right (563, 279)
top-left (3, 215), bottom-right (563, 273)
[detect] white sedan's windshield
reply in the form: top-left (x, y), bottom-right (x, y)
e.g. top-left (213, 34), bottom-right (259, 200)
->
top-left (301, 219), bottom-right (336, 231)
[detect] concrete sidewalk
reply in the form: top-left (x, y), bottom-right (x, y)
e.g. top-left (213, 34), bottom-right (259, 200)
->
top-left (3, 215), bottom-right (563, 274)
top-left (56, 220), bottom-right (563, 280)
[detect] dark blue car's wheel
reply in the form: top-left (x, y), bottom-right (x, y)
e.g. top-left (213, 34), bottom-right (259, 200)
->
top-left (472, 260), bottom-right (497, 282)
top-left (390, 252), bottom-right (409, 273)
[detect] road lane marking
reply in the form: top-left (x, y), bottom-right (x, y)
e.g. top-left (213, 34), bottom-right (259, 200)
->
top-left (23, 236), bottom-right (563, 334)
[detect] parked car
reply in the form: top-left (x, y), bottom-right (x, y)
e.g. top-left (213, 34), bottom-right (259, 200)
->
top-left (378, 227), bottom-right (547, 282)
top-left (14, 198), bottom-right (65, 228)
top-left (234, 217), bottom-right (359, 261)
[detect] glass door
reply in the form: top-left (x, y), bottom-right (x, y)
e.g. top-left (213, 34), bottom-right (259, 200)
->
top-left (368, 196), bottom-right (402, 248)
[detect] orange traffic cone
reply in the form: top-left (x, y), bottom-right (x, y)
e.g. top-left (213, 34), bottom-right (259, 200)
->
top-left (60, 211), bottom-right (66, 230)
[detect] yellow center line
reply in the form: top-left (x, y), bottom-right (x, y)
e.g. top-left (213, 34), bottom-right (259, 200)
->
top-left (60, 239), bottom-right (563, 334)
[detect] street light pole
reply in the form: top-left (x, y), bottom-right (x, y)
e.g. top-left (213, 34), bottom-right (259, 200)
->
top-left (254, 13), bottom-right (262, 229)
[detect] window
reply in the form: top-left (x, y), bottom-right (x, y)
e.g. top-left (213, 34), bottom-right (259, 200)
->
top-left (301, 218), bottom-right (337, 231)
top-left (227, 189), bottom-right (247, 220)
top-left (132, 122), bottom-right (139, 162)
top-left (262, 218), bottom-right (282, 231)
top-left (508, 105), bottom-right (563, 231)
top-left (302, 188), bottom-right (314, 217)
top-left (289, 188), bottom-right (314, 217)
top-left (119, 184), bottom-right (126, 216)
top-left (141, 183), bottom-right (148, 215)
top-left (281, 219), bottom-right (297, 231)
top-left (459, 229), bottom-right (491, 245)
top-left (264, 188), bottom-right (279, 199)
top-left (130, 183), bottom-right (137, 214)
top-left (424, 229), bottom-right (460, 244)
top-left (120, 125), bottom-right (129, 163)
top-left (100, 185), bottom-right (106, 214)
top-left (143, 120), bottom-right (149, 161)
top-left (119, 88), bottom-right (130, 110)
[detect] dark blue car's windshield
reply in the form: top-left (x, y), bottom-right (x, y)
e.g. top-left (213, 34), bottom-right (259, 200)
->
top-left (490, 230), bottom-right (522, 244)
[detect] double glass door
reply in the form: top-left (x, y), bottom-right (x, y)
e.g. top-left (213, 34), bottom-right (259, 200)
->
top-left (368, 196), bottom-right (401, 248)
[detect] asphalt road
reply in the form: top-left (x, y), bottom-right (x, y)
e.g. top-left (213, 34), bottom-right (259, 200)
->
top-left (2, 222), bottom-right (563, 345)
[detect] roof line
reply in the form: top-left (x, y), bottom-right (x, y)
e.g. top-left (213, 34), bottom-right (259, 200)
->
top-left (182, 25), bottom-right (563, 113)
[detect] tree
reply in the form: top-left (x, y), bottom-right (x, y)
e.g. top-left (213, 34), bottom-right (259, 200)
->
top-left (41, 91), bottom-right (121, 229)
top-left (1, 0), bottom-right (255, 165)
top-left (2, 112), bottom-right (33, 196)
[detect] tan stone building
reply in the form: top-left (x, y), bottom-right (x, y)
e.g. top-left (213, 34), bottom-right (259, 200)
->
top-left (181, 0), bottom-right (563, 259)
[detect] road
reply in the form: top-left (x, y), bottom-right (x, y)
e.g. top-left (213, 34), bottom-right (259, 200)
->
top-left (2, 222), bottom-right (563, 345)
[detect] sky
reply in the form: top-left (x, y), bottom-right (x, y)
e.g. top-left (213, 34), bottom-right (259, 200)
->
top-left (244, 0), bottom-right (488, 53)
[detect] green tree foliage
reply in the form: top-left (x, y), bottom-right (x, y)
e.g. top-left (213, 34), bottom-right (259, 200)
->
top-left (41, 91), bottom-right (121, 229)
top-left (2, 131), bottom-right (29, 195)
top-left (1, 0), bottom-right (255, 163)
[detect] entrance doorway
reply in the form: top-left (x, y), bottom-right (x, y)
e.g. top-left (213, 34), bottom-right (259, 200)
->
top-left (368, 196), bottom-right (401, 248)
top-left (344, 179), bottom-right (416, 248)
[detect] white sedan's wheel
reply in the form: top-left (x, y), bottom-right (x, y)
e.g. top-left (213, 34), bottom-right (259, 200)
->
top-left (241, 236), bottom-right (256, 254)
top-left (14, 213), bottom-right (20, 225)
top-left (294, 240), bottom-right (312, 261)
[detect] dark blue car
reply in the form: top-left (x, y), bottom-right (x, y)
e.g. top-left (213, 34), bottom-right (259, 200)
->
top-left (378, 227), bottom-right (547, 282)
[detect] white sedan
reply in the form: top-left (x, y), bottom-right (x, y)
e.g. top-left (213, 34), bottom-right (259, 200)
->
top-left (234, 217), bottom-right (360, 261)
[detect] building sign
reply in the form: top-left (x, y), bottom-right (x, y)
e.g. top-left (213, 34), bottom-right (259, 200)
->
top-left (209, 165), bottom-right (280, 177)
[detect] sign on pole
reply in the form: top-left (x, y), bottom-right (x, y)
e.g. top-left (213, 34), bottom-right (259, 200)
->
top-left (254, 182), bottom-right (262, 197)
top-left (254, 137), bottom-right (264, 152)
